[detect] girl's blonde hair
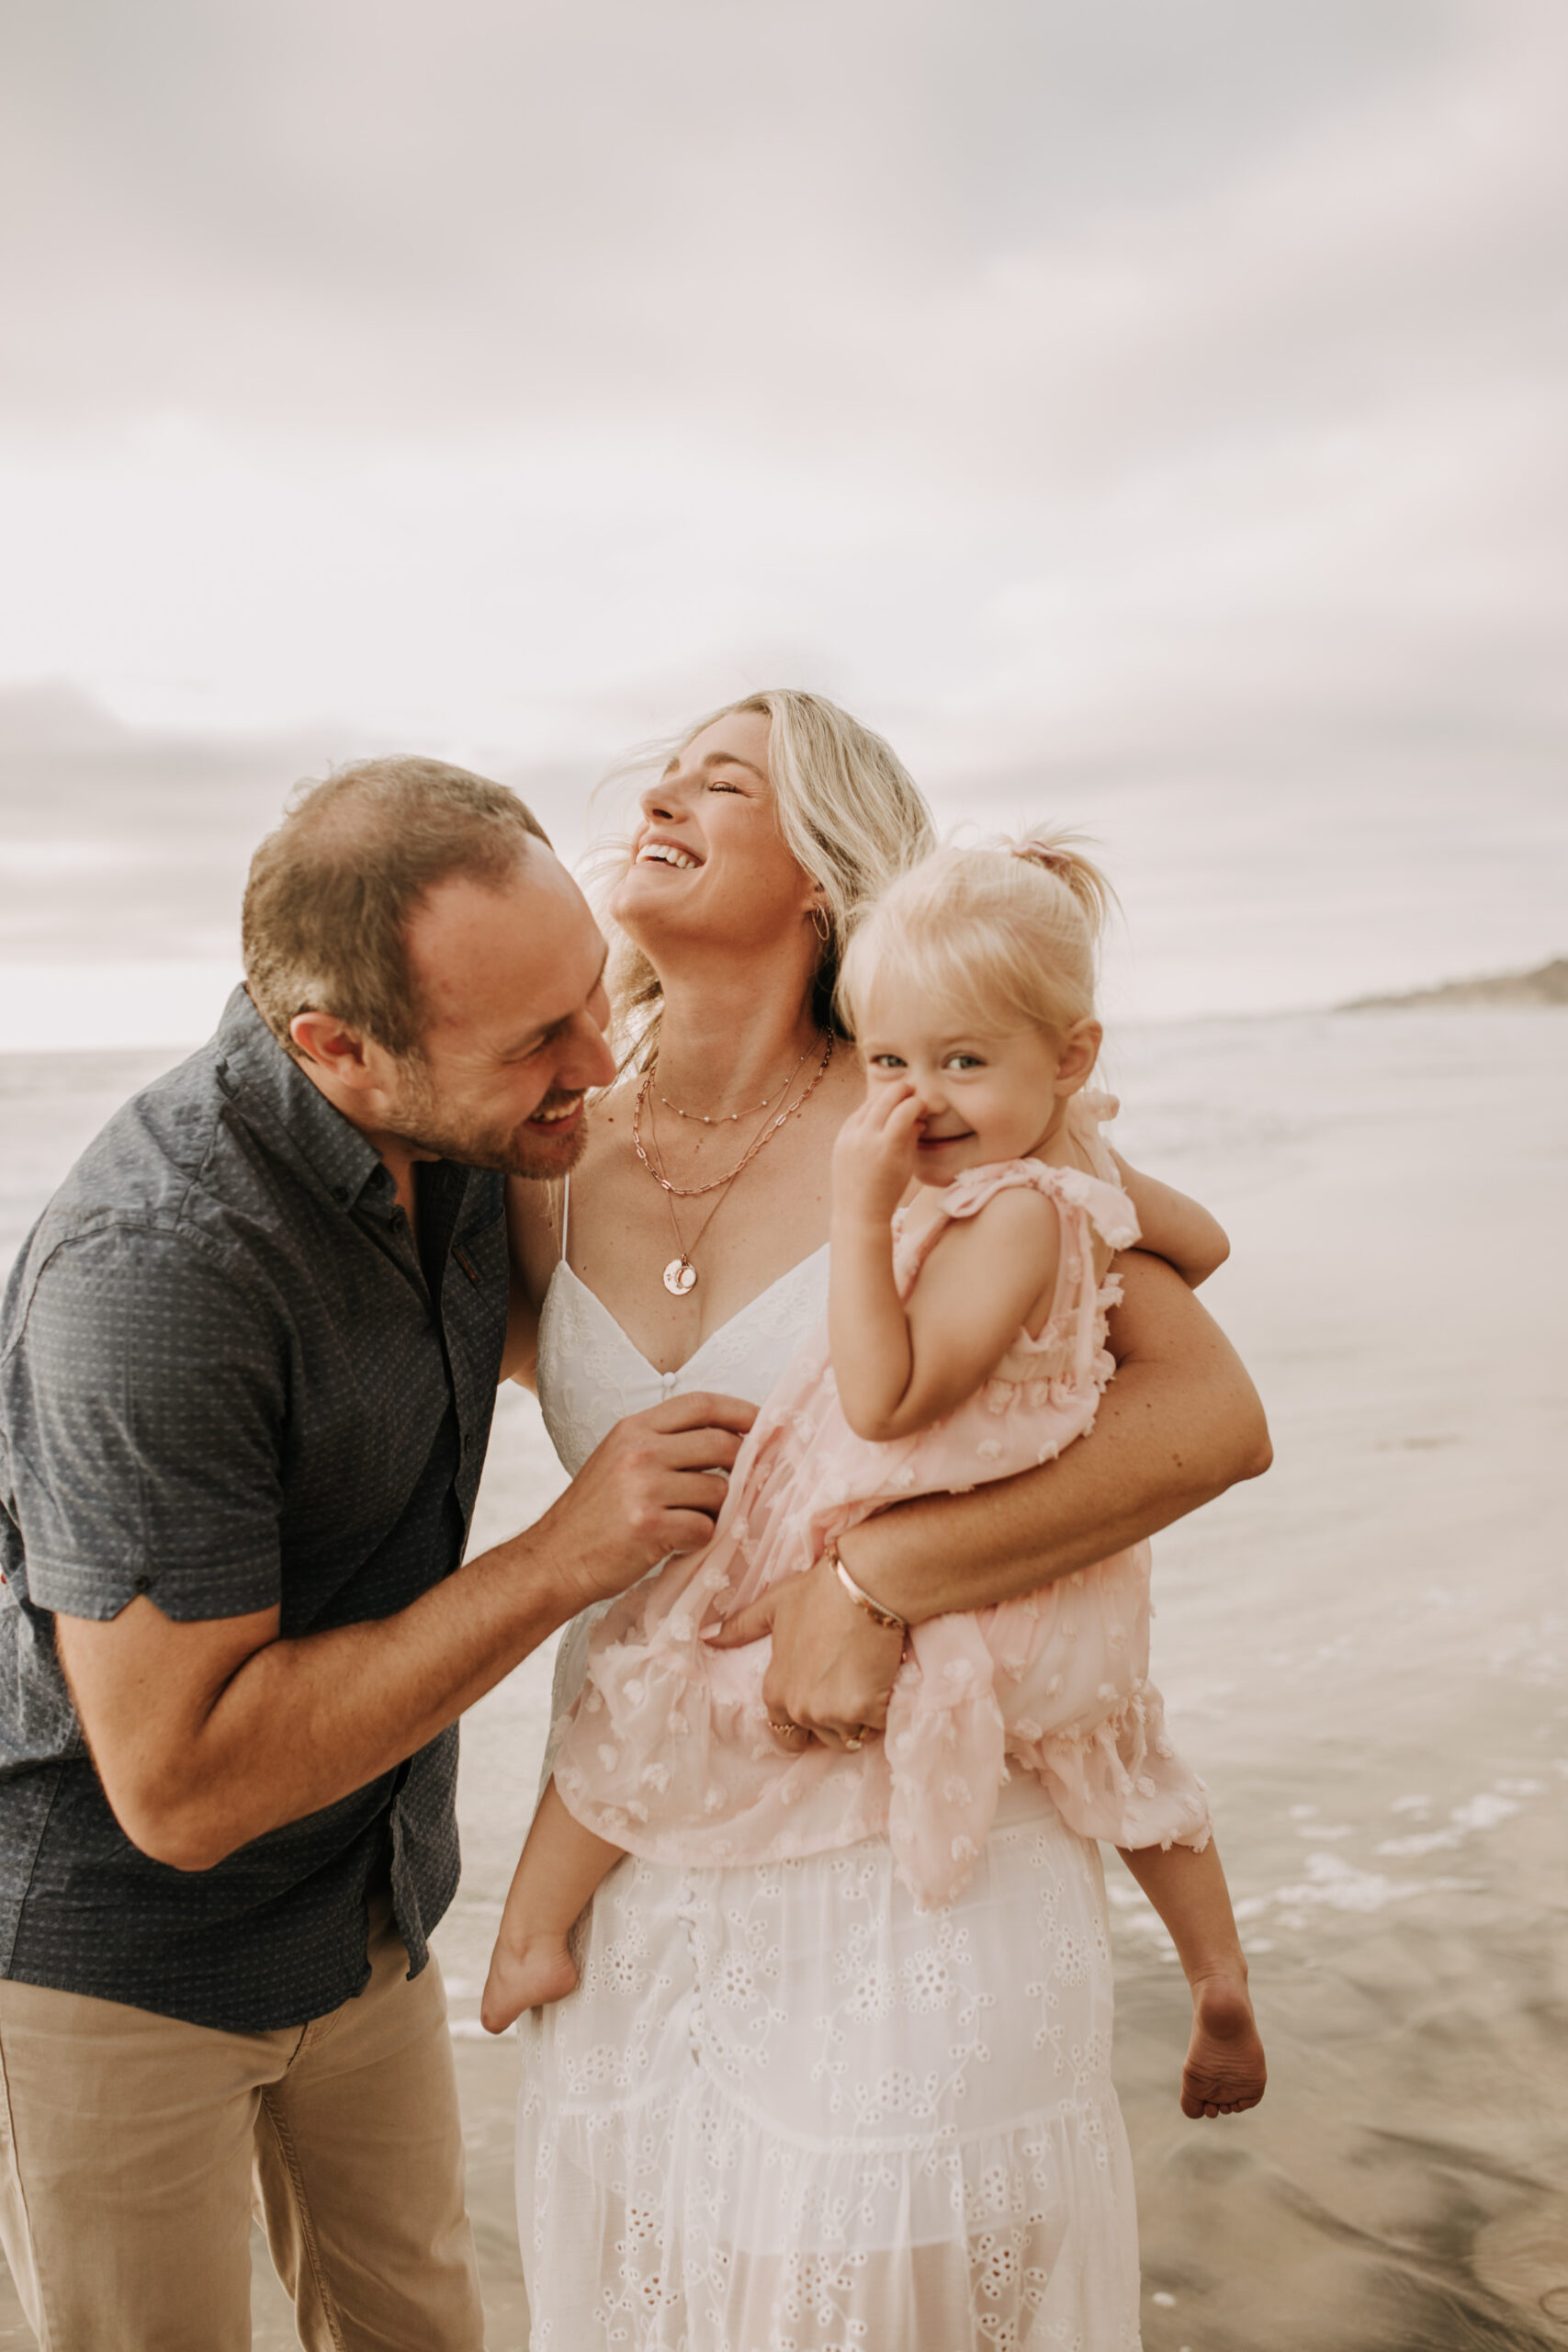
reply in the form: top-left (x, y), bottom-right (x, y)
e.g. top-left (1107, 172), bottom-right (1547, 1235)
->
top-left (837, 832), bottom-right (1116, 1045)
top-left (592, 690), bottom-right (937, 1058)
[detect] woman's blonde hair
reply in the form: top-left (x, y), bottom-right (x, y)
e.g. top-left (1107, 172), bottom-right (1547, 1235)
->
top-left (593, 690), bottom-right (937, 1058)
top-left (837, 832), bottom-right (1117, 1046)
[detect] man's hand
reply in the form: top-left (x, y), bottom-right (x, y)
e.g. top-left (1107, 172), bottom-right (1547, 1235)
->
top-left (533, 1391), bottom-right (757, 1616)
top-left (709, 1552), bottom-right (906, 1749)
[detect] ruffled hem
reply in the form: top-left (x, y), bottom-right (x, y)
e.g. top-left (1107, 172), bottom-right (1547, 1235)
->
top-left (519, 2075), bottom-right (1144, 2351)
top-left (1010, 1671), bottom-right (1213, 1858)
top-left (886, 1677), bottom-right (1213, 1909)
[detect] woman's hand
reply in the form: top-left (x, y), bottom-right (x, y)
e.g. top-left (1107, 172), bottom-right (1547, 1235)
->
top-left (830, 1082), bottom-right (925, 1228)
top-left (707, 1553), bottom-right (906, 1749)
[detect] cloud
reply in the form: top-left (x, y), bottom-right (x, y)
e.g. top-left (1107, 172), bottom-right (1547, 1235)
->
top-left (0, 684), bottom-right (593, 961)
top-left (0, 1), bottom-right (1562, 1017)
top-left (0, 0), bottom-right (1503, 445)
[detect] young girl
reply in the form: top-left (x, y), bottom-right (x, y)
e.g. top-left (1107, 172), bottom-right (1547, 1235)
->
top-left (485, 837), bottom-right (1266, 2118)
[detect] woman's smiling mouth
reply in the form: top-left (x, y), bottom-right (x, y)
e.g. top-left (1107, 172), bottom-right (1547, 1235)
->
top-left (635, 836), bottom-right (703, 872)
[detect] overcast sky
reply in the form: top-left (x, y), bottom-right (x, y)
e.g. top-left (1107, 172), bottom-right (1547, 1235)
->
top-left (2, 0), bottom-right (1564, 1042)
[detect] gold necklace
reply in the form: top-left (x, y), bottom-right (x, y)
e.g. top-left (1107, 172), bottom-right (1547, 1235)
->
top-left (634, 1033), bottom-right (835, 1294)
top-left (658, 1039), bottom-right (812, 1125)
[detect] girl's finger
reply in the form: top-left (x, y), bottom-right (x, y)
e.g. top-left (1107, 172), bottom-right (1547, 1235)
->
top-left (869, 1080), bottom-right (919, 1130)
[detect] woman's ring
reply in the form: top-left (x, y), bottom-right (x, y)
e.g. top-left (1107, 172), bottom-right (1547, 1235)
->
top-left (767, 1716), bottom-right (802, 1738)
top-left (843, 1734), bottom-right (864, 1751)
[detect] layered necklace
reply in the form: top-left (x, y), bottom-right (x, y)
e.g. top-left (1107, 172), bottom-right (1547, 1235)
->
top-left (633, 1031), bottom-right (835, 1295)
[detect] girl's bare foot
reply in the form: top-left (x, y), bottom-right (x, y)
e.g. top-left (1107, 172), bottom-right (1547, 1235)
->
top-left (480, 1932), bottom-right (579, 2034)
top-left (1180, 1970), bottom-right (1267, 2118)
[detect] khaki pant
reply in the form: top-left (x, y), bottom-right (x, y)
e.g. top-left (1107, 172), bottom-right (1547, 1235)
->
top-left (0, 1899), bottom-right (486, 2351)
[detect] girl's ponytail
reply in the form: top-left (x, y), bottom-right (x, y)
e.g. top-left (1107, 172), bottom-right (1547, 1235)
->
top-left (1009, 833), bottom-right (1117, 945)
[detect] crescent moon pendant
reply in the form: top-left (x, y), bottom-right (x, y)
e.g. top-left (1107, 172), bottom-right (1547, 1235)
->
top-left (663, 1257), bottom-right (698, 1296)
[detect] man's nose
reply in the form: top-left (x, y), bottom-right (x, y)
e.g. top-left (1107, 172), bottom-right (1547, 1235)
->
top-left (559, 1012), bottom-right (618, 1091)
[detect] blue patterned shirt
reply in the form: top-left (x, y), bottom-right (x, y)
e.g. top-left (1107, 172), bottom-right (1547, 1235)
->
top-left (0, 988), bottom-right (508, 2030)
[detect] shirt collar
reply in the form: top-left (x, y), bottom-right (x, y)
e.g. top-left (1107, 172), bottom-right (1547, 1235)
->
top-left (212, 986), bottom-right (395, 1216)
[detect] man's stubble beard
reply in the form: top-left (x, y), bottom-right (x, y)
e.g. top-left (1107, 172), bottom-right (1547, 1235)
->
top-left (387, 1062), bottom-right (590, 1182)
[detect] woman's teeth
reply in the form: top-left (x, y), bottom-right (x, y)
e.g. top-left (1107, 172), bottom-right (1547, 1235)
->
top-left (637, 842), bottom-right (699, 870)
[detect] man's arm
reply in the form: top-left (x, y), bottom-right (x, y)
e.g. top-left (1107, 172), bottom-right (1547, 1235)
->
top-left (713, 1251), bottom-right (1270, 1742)
top-left (56, 1390), bottom-right (753, 1872)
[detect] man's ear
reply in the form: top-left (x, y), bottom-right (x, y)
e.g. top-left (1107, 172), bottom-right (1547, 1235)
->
top-left (289, 1011), bottom-right (377, 1087)
top-left (1053, 1019), bottom-right (1103, 1095)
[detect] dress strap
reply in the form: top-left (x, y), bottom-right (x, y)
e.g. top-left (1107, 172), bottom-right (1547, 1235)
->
top-left (558, 1174), bottom-right (571, 1263)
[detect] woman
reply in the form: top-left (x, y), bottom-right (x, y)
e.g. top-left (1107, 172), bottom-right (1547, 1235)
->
top-left (506, 690), bottom-right (1269, 2348)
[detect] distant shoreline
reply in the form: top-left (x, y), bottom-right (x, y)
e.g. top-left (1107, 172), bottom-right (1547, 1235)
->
top-left (2, 962), bottom-right (1566, 1069)
top-left (1340, 957), bottom-right (1568, 1012)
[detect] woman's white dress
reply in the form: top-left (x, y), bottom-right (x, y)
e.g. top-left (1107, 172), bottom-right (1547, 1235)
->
top-left (520, 1241), bottom-right (1144, 2351)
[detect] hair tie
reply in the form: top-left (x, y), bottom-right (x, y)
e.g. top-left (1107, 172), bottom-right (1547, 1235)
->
top-left (1013, 839), bottom-right (1071, 871)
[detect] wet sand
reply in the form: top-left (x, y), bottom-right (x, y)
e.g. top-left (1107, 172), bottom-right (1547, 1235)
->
top-left (2, 1007), bottom-right (1564, 2346)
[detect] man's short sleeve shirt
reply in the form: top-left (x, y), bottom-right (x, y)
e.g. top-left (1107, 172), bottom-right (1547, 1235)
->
top-left (0, 989), bottom-right (509, 2031)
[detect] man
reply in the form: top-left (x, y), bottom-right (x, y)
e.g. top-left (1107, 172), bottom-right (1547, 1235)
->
top-left (0, 758), bottom-right (752, 2349)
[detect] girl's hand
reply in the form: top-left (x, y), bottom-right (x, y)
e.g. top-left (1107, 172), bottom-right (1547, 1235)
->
top-left (831, 1082), bottom-right (926, 1226)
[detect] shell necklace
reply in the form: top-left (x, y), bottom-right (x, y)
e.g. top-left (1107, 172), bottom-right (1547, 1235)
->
top-left (634, 1032), bottom-right (835, 1295)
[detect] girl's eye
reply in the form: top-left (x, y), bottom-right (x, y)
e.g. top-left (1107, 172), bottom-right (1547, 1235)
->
top-left (945, 1054), bottom-right (983, 1071)
top-left (869, 1054), bottom-right (906, 1070)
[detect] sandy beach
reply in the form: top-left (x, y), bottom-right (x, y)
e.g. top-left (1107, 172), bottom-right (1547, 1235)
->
top-left (1, 1003), bottom-right (1563, 2349)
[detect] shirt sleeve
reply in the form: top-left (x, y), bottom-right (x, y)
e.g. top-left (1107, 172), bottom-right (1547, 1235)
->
top-left (9, 1227), bottom-right (285, 1623)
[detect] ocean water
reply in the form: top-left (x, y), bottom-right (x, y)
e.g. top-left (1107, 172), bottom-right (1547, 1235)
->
top-left (0, 1009), bottom-right (1563, 2350)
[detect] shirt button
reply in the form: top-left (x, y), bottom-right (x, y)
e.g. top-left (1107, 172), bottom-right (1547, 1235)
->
top-left (461, 1433), bottom-right (472, 1457)
top-left (132, 1575), bottom-right (152, 1594)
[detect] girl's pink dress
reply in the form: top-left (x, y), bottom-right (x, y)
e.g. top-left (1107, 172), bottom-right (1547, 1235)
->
top-left (553, 1101), bottom-right (1212, 1907)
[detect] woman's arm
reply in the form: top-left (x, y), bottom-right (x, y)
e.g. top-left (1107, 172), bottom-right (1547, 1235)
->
top-left (847, 1249), bottom-right (1269, 1614)
top-left (1110, 1153), bottom-right (1230, 1288)
top-left (713, 1250), bottom-right (1270, 1742)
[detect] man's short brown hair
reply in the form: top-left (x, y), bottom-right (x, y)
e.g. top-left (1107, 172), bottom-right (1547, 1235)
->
top-left (243, 757), bottom-right (551, 1059)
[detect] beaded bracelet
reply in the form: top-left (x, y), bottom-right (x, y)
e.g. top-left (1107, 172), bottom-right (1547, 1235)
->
top-left (827, 1542), bottom-right (909, 1635)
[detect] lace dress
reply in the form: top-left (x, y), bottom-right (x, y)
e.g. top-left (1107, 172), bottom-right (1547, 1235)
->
top-left (553, 1156), bottom-right (1210, 1910)
top-left (519, 1202), bottom-right (1145, 2351)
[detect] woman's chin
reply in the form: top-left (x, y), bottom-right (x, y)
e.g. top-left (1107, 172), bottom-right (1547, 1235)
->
top-left (611, 880), bottom-right (775, 963)
top-left (607, 870), bottom-right (701, 940)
